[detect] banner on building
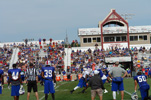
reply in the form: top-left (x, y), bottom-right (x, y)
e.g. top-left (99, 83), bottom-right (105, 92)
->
top-left (105, 56), bottom-right (131, 63)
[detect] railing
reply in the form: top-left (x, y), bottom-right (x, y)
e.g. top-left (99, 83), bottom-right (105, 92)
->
top-left (9, 47), bottom-right (19, 69)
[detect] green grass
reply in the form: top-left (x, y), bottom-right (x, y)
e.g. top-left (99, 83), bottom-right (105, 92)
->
top-left (1, 78), bottom-right (151, 100)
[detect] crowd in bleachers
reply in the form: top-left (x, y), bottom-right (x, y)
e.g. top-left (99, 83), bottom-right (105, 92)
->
top-left (70, 47), bottom-right (132, 73)
top-left (14, 40), bottom-right (65, 74)
top-left (105, 47), bottom-right (131, 57)
top-left (71, 48), bottom-right (104, 74)
top-left (0, 39), bottom-right (65, 83)
top-left (70, 46), bottom-right (151, 76)
top-left (46, 41), bottom-right (65, 73)
top-left (0, 46), bottom-right (13, 71)
top-left (132, 46), bottom-right (151, 77)
top-left (1, 39), bottom-right (151, 79)
top-left (16, 43), bottom-right (40, 68)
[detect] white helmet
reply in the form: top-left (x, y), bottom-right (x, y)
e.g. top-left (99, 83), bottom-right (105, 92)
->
top-left (19, 86), bottom-right (25, 95)
top-left (83, 68), bottom-right (87, 71)
top-left (131, 92), bottom-right (138, 100)
top-left (94, 70), bottom-right (99, 75)
top-left (45, 60), bottom-right (51, 66)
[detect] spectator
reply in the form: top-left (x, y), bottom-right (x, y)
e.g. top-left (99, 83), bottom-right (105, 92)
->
top-left (148, 67), bottom-right (151, 78)
top-left (67, 70), bottom-right (71, 81)
top-left (149, 56), bottom-right (151, 61)
top-left (126, 68), bottom-right (131, 77)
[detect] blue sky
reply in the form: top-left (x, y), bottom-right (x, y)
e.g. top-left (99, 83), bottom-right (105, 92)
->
top-left (0, 0), bottom-right (151, 43)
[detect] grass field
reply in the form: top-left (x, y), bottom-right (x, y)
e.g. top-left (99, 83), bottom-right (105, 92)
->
top-left (1, 78), bottom-right (151, 100)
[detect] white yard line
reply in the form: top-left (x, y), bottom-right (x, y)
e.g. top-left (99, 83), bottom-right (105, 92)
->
top-left (124, 90), bottom-right (132, 96)
top-left (55, 89), bottom-right (69, 92)
top-left (39, 89), bottom-right (69, 92)
top-left (39, 95), bottom-right (45, 100)
top-left (39, 82), bottom-right (67, 100)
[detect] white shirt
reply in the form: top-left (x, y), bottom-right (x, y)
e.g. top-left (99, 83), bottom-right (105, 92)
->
top-left (102, 75), bottom-right (107, 80)
top-left (82, 71), bottom-right (89, 78)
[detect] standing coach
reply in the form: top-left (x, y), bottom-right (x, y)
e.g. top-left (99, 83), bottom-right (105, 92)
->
top-left (25, 63), bottom-right (39, 100)
top-left (108, 61), bottom-right (127, 100)
top-left (88, 70), bottom-right (105, 100)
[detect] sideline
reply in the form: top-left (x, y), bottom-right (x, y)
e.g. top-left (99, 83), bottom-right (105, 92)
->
top-left (39, 82), bottom-right (68, 100)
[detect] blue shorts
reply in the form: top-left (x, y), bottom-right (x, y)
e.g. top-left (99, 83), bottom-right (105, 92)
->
top-left (106, 74), bottom-right (109, 77)
top-left (102, 79), bottom-right (107, 84)
top-left (21, 75), bottom-right (25, 81)
top-left (112, 81), bottom-right (124, 91)
top-left (140, 84), bottom-right (150, 100)
top-left (148, 72), bottom-right (151, 75)
top-left (11, 85), bottom-right (20, 96)
top-left (0, 86), bottom-right (2, 94)
top-left (44, 80), bottom-right (55, 94)
top-left (77, 77), bottom-right (86, 88)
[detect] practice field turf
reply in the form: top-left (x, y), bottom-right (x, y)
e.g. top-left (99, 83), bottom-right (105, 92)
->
top-left (1, 78), bottom-right (151, 100)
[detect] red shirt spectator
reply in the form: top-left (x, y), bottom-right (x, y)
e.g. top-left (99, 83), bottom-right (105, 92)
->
top-left (18, 52), bottom-right (21, 56)
top-left (142, 68), bottom-right (145, 74)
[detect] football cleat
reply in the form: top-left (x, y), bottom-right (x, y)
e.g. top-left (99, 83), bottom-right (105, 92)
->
top-left (81, 89), bottom-right (85, 93)
top-left (104, 89), bottom-right (108, 93)
top-left (70, 90), bottom-right (74, 94)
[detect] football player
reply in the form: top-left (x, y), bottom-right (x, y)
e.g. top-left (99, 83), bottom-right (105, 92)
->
top-left (0, 69), bottom-right (4, 94)
top-left (70, 68), bottom-right (89, 94)
top-left (8, 64), bottom-right (23, 100)
top-left (41, 61), bottom-right (56, 100)
top-left (134, 71), bottom-right (150, 100)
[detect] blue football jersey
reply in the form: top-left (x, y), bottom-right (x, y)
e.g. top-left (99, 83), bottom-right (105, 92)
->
top-left (42, 66), bottom-right (55, 80)
top-left (97, 69), bottom-right (103, 77)
top-left (134, 75), bottom-right (148, 87)
top-left (0, 70), bottom-right (3, 76)
top-left (8, 68), bottom-right (21, 80)
top-left (0, 69), bottom-right (4, 83)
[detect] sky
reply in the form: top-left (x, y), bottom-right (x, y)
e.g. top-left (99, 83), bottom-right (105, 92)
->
top-left (0, 0), bottom-right (151, 43)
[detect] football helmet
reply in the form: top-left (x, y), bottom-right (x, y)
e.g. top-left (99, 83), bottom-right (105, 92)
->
top-left (45, 60), bottom-right (51, 66)
top-left (19, 85), bottom-right (25, 95)
top-left (83, 68), bottom-right (87, 71)
top-left (94, 70), bottom-right (99, 74)
top-left (131, 92), bottom-right (138, 100)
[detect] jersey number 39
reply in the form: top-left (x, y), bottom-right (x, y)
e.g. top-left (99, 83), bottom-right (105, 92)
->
top-left (44, 70), bottom-right (52, 78)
